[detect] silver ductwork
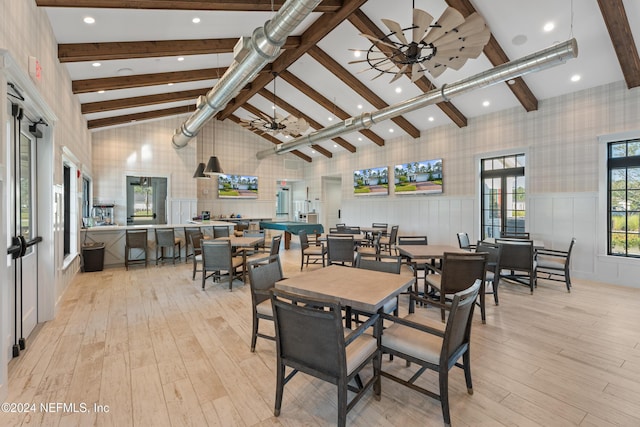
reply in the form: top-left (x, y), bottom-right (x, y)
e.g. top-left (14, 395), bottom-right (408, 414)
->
top-left (172, 0), bottom-right (322, 148)
top-left (256, 38), bottom-right (578, 159)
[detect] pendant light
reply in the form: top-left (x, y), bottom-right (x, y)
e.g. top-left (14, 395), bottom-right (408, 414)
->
top-left (204, 117), bottom-right (224, 175)
top-left (193, 120), bottom-right (210, 179)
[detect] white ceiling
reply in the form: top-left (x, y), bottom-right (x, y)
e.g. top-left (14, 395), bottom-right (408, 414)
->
top-left (40, 0), bottom-right (640, 160)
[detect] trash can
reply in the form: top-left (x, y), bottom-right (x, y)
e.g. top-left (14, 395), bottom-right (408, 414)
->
top-left (82, 242), bottom-right (105, 272)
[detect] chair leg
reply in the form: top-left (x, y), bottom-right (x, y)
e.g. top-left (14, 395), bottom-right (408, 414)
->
top-left (337, 378), bottom-right (347, 427)
top-left (192, 260), bottom-right (196, 280)
top-left (493, 278), bottom-right (500, 305)
top-left (565, 269), bottom-right (571, 292)
top-left (251, 315), bottom-right (259, 352)
top-left (201, 269), bottom-right (206, 290)
top-left (439, 369), bottom-right (451, 427)
top-left (463, 350), bottom-right (473, 394)
top-left (274, 362), bottom-right (284, 417)
top-left (479, 284), bottom-right (486, 324)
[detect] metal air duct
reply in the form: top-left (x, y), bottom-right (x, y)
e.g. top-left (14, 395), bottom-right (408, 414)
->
top-left (256, 38), bottom-right (578, 159)
top-left (172, 0), bottom-right (322, 149)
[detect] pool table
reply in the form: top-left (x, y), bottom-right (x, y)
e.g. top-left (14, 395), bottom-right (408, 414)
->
top-left (259, 221), bottom-right (324, 249)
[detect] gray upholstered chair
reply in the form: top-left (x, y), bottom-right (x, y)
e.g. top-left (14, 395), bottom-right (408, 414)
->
top-left (379, 280), bottom-right (482, 427)
top-left (125, 229), bottom-right (148, 270)
top-left (326, 234), bottom-right (355, 266)
top-left (154, 228), bottom-right (181, 265)
top-left (496, 238), bottom-right (536, 294)
top-left (379, 225), bottom-right (398, 255)
top-left (425, 252), bottom-right (487, 322)
top-left (474, 241), bottom-right (503, 323)
top-left (354, 252), bottom-right (403, 316)
top-left (189, 231), bottom-right (204, 280)
top-left (457, 232), bottom-right (476, 251)
top-left (200, 240), bottom-right (243, 291)
top-left (299, 229), bottom-right (326, 270)
top-left (183, 226), bottom-right (201, 262)
top-left (536, 237), bottom-right (576, 292)
top-left (213, 226), bottom-right (230, 238)
top-left (247, 254), bottom-right (283, 352)
top-left (397, 235), bottom-right (429, 294)
top-left (245, 234), bottom-right (282, 265)
top-left (271, 288), bottom-right (380, 427)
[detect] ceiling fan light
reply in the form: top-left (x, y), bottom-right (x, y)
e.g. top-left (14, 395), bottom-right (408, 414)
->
top-left (204, 156), bottom-right (224, 175)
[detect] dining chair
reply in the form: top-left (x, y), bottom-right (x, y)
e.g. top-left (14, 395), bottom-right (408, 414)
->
top-left (125, 229), bottom-right (148, 270)
top-left (299, 229), bottom-right (326, 270)
top-left (213, 226), bottom-right (230, 238)
top-left (457, 232), bottom-right (476, 251)
top-left (379, 280), bottom-right (482, 427)
top-left (397, 235), bottom-right (429, 294)
top-left (189, 231), bottom-right (204, 280)
top-left (354, 252), bottom-right (403, 317)
top-left (183, 226), bottom-right (201, 262)
top-left (474, 241), bottom-right (503, 323)
top-left (154, 228), bottom-right (181, 265)
top-left (271, 288), bottom-right (380, 427)
top-left (243, 229), bottom-right (266, 252)
top-left (379, 225), bottom-right (399, 255)
top-left (536, 237), bottom-right (576, 292)
top-left (245, 234), bottom-right (282, 265)
top-left (327, 234), bottom-right (355, 266)
top-left (496, 238), bottom-right (536, 294)
top-left (247, 254), bottom-right (283, 352)
top-left (356, 231), bottom-right (382, 255)
top-left (424, 252), bottom-right (487, 322)
top-left (200, 240), bottom-right (244, 291)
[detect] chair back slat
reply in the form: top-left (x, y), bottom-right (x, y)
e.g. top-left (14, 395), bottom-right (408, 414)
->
top-left (248, 255), bottom-right (283, 305)
top-left (269, 235), bottom-right (282, 256)
top-left (496, 239), bottom-right (534, 271)
top-left (355, 253), bottom-right (401, 274)
top-left (155, 228), bottom-right (175, 246)
top-left (397, 235), bottom-right (428, 245)
top-left (213, 226), bottom-right (230, 238)
top-left (126, 229), bottom-right (147, 247)
top-left (440, 252), bottom-right (487, 295)
top-left (201, 240), bottom-right (233, 270)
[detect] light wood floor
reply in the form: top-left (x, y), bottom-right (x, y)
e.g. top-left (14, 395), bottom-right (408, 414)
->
top-left (3, 241), bottom-right (640, 427)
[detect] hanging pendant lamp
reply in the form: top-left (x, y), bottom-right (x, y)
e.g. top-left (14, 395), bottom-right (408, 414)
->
top-left (204, 118), bottom-right (224, 175)
top-left (193, 115), bottom-right (211, 179)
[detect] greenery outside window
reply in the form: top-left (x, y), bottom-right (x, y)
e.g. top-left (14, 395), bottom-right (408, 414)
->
top-left (608, 139), bottom-right (640, 257)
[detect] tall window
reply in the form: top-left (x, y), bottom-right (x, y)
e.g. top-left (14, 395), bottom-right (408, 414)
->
top-left (481, 154), bottom-right (526, 239)
top-left (608, 139), bottom-right (640, 257)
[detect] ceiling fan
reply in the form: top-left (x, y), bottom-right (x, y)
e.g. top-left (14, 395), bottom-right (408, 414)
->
top-left (351, 3), bottom-right (491, 82)
top-left (241, 72), bottom-right (310, 137)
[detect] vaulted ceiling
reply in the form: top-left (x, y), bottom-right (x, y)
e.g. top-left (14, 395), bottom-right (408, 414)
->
top-left (37, 0), bottom-right (640, 162)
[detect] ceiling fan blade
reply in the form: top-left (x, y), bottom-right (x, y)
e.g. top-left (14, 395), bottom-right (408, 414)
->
top-left (360, 33), bottom-right (397, 49)
top-left (411, 63), bottom-right (423, 82)
top-left (412, 9), bottom-right (434, 43)
top-left (348, 56), bottom-right (387, 65)
top-left (434, 46), bottom-right (484, 60)
top-left (381, 18), bottom-right (409, 45)
top-left (389, 64), bottom-right (408, 83)
top-left (422, 7), bottom-right (464, 44)
top-left (433, 14), bottom-right (488, 47)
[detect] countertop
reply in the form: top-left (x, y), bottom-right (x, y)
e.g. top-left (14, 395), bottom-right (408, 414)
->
top-left (82, 221), bottom-right (235, 232)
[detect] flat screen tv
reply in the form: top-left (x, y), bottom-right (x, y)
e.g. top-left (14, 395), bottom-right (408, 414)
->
top-left (218, 174), bottom-right (258, 199)
top-left (394, 159), bottom-right (443, 195)
top-left (353, 166), bottom-right (389, 196)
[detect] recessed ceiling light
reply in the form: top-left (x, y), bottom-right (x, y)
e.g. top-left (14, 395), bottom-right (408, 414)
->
top-left (117, 67), bottom-right (134, 76)
top-left (357, 104), bottom-right (363, 109)
top-left (98, 90), bottom-right (105, 94)
top-left (482, 100), bottom-right (490, 107)
top-left (168, 82), bottom-right (174, 86)
top-left (328, 117), bottom-right (333, 121)
top-left (311, 150), bottom-right (316, 154)
top-left (354, 50), bottom-right (361, 58)
top-left (83, 16), bottom-right (95, 24)
top-left (272, 105), bottom-right (276, 110)
top-left (507, 79), bottom-right (516, 85)
top-left (177, 57), bottom-right (185, 62)
top-left (395, 87), bottom-right (402, 94)
top-left (192, 17), bottom-right (201, 24)
top-left (512, 34), bottom-right (527, 46)
top-left (389, 128), bottom-right (394, 133)
top-left (92, 62), bottom-right (101, 67)
top-left (334, 144), bottom-right (338, 148)
top-left (358, 137), bottom-right (362, 141)
top-left (571, 74), bottom-right (581, 82)
top-left (428, 116), bottom-right (434, 122)
top-left (543, 22), bottom-right (555, 32)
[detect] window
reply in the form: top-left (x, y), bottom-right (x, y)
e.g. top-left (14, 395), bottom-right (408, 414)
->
top-left (480, 154), bottom-right (526, 239)
top-left (607, 139), bottom-right (640, 257)
top-left (63, 164), bottom-right (71, 256)
top-left (82, 176), bottom-right (90, 221)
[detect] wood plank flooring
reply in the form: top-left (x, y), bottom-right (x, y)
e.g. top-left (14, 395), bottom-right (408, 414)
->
top-left (2, 241), bottom-right (640, 426)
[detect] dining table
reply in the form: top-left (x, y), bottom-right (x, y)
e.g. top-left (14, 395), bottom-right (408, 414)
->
top-left (395, 244), bottom-right (466, 293)
top-left (215, 235), bottom-right (265, 282)
top-left (275, 264), bottom-right (414, 328)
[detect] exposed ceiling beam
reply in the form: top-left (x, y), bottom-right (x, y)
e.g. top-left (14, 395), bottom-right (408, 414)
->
top-left (72, 66), bottom-right (247, 94)
top-left (36, 0), bottom-right (343, 12)
top-left (307, 46), bottom-right (421, 138)
top-left (279, 70), bottom-right (383, 147)
top-left (87, 105), bottom-right (196, 129)
top-left (241, 102), bottom-right (332, 158)
top-left (81, 88), bottom-right (206, 114)
top-left (227, 114), bottom-right (312, 162)
top-left (257, 87), bottom-right (355, 155)
top-left (219, 0), bottom-right (369, 120)
top-left (348, 9), bottom-right (467, 128)
top-left (446, 0), bottom-right (538, 111)
top-left (597, 0), bottom-right (640, 88)
top-left (58, 37), bottom-right (301, 62)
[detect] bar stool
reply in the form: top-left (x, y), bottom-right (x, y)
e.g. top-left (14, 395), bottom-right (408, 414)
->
top-left (184, 227), bottom-right (200, 262)
top-left (125, 229), bottom-right (148, 270)
top-left (155, 228), bottom-right (181, 265)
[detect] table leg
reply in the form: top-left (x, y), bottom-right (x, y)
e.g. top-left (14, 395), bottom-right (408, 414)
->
top-left (284, 231), bottom-right (291, 249)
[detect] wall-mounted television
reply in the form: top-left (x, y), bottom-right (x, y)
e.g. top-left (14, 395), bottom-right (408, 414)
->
top-left (218, 174), bottom-right (258, 199)
top-left (394, 159), bottom-right (443, 195)
top-left (353, 166), bottom-right (389, 196)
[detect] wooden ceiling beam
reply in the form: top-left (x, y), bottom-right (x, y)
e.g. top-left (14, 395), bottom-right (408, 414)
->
top-left (87, 105), bottom-right (195, 129)
top-left (36, 0), bottom-right (343, 12)
top-left (348, 9), bottom-right (467, 128)
top-left (242, 102), bottom-right (332, 158)
top-left (307, 46), bottom-right (421, 138)
top-left (597, 0), bottom-right (640, 88)
top-left (445, 0), bottom-right (538, 111)
top-left (58, 37), bottom-right (301, 62)
top-left (257, 88), bottom-right (354, 154)
top-left (279, 70), bottom-right (383, 147)
top-left (219, 0), bottom-right (369, 120)
top-left (81, 88), bottom-right (206, 114)
top-left (227, 114), bottom-right (312, 162)
top-left (71, 66), bottom-right (252, 94)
